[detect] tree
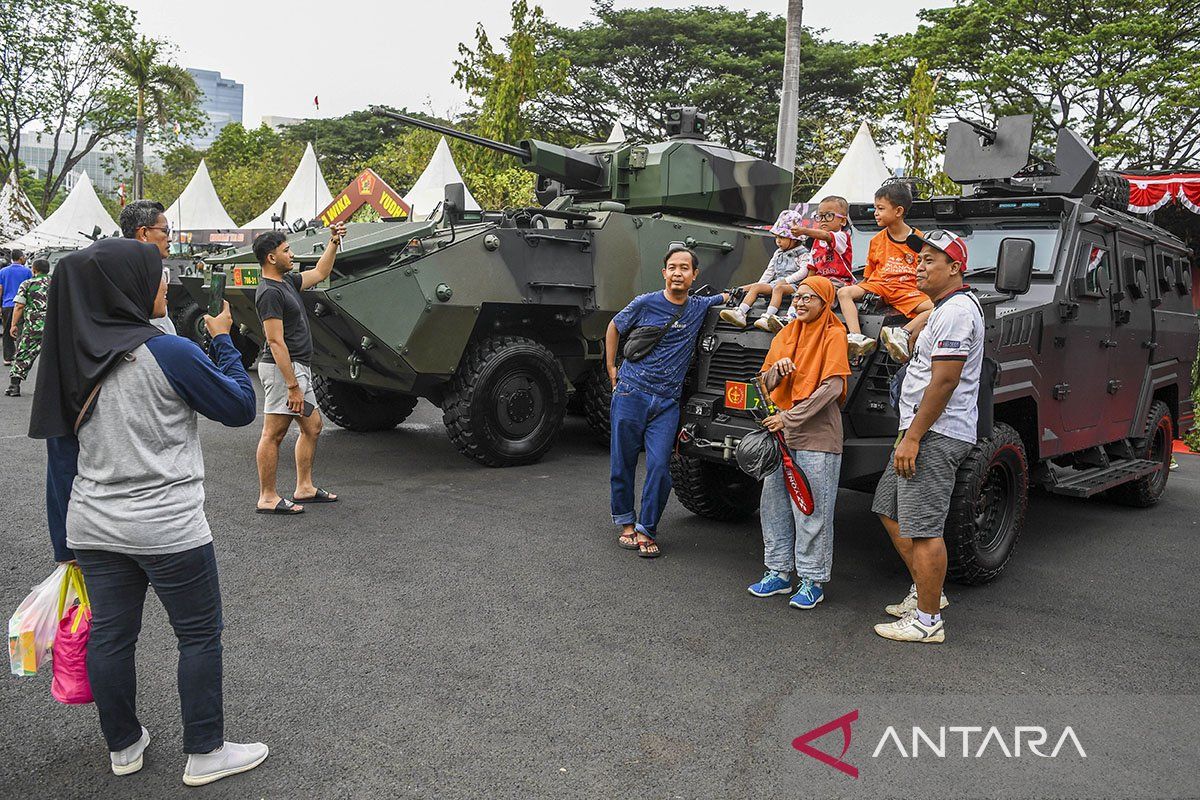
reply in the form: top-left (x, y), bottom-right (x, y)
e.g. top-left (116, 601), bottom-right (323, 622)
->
top-left (110, 36), bottom-right (198, 200)
top-left (282, 107), bottom-right (414, 190)
top-left (897, 61), bottom-right (958, 196)
top-left (876, 0), bottom-right (1200, 170)
top-left (529, 2), bottom-right (868, 169)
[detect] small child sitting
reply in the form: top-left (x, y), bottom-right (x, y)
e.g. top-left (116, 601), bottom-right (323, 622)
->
top-left (788, 195), bottom-right (854, 287)
top-left (837, 182), bottom-right (933, 359)
top-left (721, 209), bottom-right (811, 333)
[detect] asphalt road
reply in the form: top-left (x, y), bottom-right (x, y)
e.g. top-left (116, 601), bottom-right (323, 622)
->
top-left (1, 366), bottom-right (1198, 799)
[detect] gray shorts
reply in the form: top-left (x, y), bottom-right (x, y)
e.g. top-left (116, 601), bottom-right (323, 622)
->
top-left (258, 360), bottom-right (318, 416)
top-left (871, 430), bottom-right (974, 538)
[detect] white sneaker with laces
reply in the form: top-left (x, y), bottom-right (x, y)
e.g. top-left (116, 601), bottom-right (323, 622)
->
top-left (874, 610), bottom-right (945, 643)
top-left (880, 326), bottom-right (912, 362)
top-left (183, 741), bottom-right (270, 787)
top-left (885, 583), bottom-right (949, 618)
top-left (846, 332), bottom-right (877, 358)
top-left (754, 314), bottom-right (784, 333)
top-left (720, 308), bottom-right (749, 328)
top-left (111, 726), bottom-right (151, 776)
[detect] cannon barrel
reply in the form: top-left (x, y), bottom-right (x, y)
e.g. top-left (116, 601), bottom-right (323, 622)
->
top-left (372, 106), bottom-right (608, 191)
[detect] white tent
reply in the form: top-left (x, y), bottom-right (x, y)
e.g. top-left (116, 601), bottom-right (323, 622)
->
top-left (165, 159), bottom-right (236, 231)
top-left (0, 171), bottom-right (43, 242)
top-left (607, 122), bottom-right (627, 143)
top-left (808, 122), bottom-right (892, 204)
top-left (402, 137), bottom-right (481, 218)
top-left (5, 172), bottom-right (117, 251)
top-left (243, 142), bottom-right (333, 229)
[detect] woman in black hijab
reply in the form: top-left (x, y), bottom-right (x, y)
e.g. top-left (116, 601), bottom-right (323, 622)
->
top-left (31, 237), bottom-right (269, 786)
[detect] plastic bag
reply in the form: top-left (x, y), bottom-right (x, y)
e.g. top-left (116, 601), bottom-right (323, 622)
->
top-left (52, 565), bottom-right (93, 704)
top-left (8, 563), bottom-right (72, 676)
top-left (735, 427), bottom-right (782, 480)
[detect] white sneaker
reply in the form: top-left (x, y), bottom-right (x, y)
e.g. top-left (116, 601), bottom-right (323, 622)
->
top-left (111, 726), bottom-right (151, 776)
top-left (720, 308), bottom-right (749, 327)
top-left (885, 583), bottom-right (949, 618)
top-left (846, 332), bottom-right (877, 358)
top-left (880, 326), bottom-right (912, 362)
top-left (183, 741), bottom-right (269, 787)
top-left (753, 314), bottom-right (784, 333)
top-left (874, 610), bottom-right (945, 643)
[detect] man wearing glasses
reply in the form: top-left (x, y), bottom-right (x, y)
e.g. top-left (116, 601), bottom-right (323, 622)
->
top-left (120, 200), bottom-right (179, 335)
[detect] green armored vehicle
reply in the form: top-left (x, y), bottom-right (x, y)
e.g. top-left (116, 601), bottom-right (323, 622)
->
top-left (185, 107), bottom-right (790, 466)
top-left (675, 115), bottom-right (1197, 584)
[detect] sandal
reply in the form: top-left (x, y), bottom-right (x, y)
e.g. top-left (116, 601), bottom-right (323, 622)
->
top-left (618, 532), bottom-right (640, 550)
top-left (637, 537), bottom-right (661, 559)
top-left (293, 488), bottom-right (338, 503)
top-left (256, 498), bottom-right (304, 515)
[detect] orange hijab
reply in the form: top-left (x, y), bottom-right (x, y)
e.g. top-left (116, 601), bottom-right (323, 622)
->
top-left (760, 276), bottom-right (851, 409)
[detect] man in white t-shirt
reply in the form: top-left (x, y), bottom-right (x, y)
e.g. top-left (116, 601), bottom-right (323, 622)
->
top-left (870, 230), bottom-right (983, 644)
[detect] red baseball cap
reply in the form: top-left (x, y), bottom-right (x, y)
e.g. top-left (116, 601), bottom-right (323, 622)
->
top-left (906, 229), bottom-right (968, 270)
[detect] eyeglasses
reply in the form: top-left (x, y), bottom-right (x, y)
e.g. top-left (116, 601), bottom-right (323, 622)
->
top-left (814, 212), bottom-right (847, 222)
top-left (143, 224), bottom-right (172, 235)
top-left (793, 293), bottom-right (823, 305)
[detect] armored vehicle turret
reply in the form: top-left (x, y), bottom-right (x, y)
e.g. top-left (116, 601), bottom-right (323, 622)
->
top-left (184, 108), bottom-right (791, 466)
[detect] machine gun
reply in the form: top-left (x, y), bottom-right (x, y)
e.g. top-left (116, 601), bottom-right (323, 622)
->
top-left (370, 106), bottom-right (792, 225)
top-left (944, 113), bottom-right (1099, 198)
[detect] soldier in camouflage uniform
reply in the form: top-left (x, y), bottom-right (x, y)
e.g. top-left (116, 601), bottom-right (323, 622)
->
top-left (6, 258), bottom-right (50, 397)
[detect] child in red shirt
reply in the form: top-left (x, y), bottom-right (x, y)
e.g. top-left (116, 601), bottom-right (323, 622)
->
top-left (789, 195), bottom-right (854, 287)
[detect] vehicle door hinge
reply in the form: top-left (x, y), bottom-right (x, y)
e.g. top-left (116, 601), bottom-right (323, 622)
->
top-left (1052, 383), bottom-right (1071, 400)
top-left (1058, 301), bottom-right (1080, 321)
top-left (1100, 338), bottom-right (1117, 348)
top-left (1107, 379), bottom-right (1123, 393)
top-left (1142, 340), bottom-right (1159, 350)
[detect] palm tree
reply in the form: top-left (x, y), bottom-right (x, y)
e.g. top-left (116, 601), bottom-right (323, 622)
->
top-left (110, 37), bottom-right (198, 200)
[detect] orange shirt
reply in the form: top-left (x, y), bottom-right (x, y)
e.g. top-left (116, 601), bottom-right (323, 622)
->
top-left (864, 227), bottom-right (923, 285)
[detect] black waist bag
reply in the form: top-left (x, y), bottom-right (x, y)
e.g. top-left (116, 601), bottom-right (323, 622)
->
top-left (622, 303), bottom-right (686, 362)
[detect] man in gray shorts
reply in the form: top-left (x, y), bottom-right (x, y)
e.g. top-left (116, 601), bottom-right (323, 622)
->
top-left (871, 230), bottom-right (982, 644)
top-left (252, 223), bottom-right (347, 514)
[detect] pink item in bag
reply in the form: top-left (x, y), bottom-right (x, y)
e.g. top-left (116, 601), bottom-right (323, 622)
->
top-left (51, 566), bottom-right (93, 705)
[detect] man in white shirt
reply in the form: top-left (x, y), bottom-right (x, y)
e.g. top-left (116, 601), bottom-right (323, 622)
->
top-left (871, 230), bottom-right (983, 644)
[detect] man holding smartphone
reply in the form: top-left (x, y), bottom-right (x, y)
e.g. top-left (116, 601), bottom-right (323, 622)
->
top-left (253, 223), bottom-right (346, 515)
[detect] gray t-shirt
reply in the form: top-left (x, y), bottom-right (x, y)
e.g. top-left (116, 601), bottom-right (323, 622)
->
top-left (255, 272), bottom-right (312, 365)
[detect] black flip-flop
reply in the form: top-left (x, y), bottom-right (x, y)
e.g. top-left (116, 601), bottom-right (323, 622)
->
top-left (618, 533), bottom-right (640, 550)
top-left (256, 498), bottom-right (304, 515)
top-left (293, 488), bottom-right (338, 503)
top-left (637, 539), bottom-right (661, 559)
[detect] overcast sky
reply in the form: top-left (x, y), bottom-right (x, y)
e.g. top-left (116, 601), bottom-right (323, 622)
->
top-left (121, 0), bottom-right (950, 127)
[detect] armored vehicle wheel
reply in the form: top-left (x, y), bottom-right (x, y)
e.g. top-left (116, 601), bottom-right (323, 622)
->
top-left (582, 365), bottom-right (613, 442)
top-left (1108, 400), bottom-right (1173, 508)
top-left (669, 454), bottom-right (761, 521)
top-left (441, 336), bottom-right (568, 467)
top-left (174, 302), bottom-right (207, 346)
top-left (313, 374), bottom-right (419, 432)
top-left (944, 422), bottom-right (1029, 585)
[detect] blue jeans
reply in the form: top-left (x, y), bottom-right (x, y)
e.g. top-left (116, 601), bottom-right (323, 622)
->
top-left (610, 384), bottom-right (680, 539)
top-left (74, 543), bottom-right (224, 754)
top-left (760, 449), bottom-right (841, 582)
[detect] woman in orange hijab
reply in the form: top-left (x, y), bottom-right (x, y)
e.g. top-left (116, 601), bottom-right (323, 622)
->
top-left (746, 275), bottom-right (851, 610)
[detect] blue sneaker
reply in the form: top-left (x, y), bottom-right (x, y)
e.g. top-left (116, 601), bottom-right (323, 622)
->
top-left (789, 579), bottom-right (824, 609)
top-left (748, 571), bottom-right (791, 597)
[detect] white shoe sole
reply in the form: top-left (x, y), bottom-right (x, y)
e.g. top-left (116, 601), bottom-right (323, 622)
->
top-left (789, 593), bottom-right (824, 609)
top-left (183, 747), bottom-right (269, 787)
top-left (874, 623), bottom-right (945, 643)
top-left (111, 731), bottom-right (150, 776)
top-left (847, 339), bottom-right (877, 359)
top-left (880, 330), bottom-right (910, 362)
top-left (719, 311), bottom-right (748, 328)
top-left (748, 585), bottom-right (791, 597)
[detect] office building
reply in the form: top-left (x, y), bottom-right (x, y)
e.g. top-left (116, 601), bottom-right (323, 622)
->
top-left (187, 68), bottom-right (244, 148)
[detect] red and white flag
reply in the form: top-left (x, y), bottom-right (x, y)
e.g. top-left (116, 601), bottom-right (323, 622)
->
top-left (313, 95), bottom-right (320, 111)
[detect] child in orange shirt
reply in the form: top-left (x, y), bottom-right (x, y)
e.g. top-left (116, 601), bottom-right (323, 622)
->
top-left (836, 182), bottom-right (933, 358)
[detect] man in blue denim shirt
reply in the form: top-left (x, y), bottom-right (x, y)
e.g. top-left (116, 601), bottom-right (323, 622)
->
top-left (605, 245), bottom-right (729, 557)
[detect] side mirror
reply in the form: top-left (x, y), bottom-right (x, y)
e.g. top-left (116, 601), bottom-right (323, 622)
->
top-left (443, 182), bottom-right (466, 223)
top-left (995, 237), bottom-right (1034, 295)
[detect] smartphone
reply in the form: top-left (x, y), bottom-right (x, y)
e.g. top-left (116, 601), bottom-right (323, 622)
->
top-left (207, 270), bottom-right (227, 316)
top-left (302, 401), bottom-right (315, 417)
